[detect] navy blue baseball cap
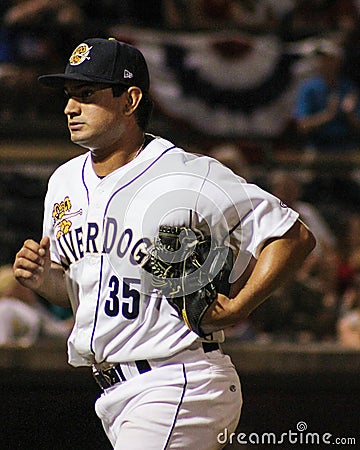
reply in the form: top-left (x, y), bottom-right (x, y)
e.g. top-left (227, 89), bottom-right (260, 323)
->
top-left (38, 38), bottom-right (150, 92)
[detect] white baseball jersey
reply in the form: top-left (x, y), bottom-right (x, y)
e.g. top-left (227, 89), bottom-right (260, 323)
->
top-left (43, 135), bottom-right (298, 367)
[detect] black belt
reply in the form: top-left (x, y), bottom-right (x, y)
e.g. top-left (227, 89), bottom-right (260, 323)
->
top-left (202, 342), bottom-right (220, 353)
top-left (92, 343), bottom-right (219, 390)
top-left (92, 359), bottom-right (151, 391)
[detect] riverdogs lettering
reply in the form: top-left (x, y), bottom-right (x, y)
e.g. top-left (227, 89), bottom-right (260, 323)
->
top-left (55, 214), bottom-right (151, 269)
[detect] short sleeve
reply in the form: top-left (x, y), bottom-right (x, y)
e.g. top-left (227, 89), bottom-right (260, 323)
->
top-left (197, 158), bottom-right (299, 258)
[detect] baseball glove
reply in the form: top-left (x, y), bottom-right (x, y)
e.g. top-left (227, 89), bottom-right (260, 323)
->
top-left (143, 225), bottom-right (233, 337)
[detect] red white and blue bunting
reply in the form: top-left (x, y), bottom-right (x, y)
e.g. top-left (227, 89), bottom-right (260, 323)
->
top-left (111, 26), bottom-right (319, 138)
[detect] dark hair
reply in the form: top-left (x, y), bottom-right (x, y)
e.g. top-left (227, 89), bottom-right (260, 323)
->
top-left (112, 85), bottom-right (153, 131)
top-left (134, 93), bottom-right (153, 131)
top-left (112, 85), bottom-right (128, 97)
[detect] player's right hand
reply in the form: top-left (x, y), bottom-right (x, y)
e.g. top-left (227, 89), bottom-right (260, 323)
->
top-left (13, 237), bottom-right (51, 292)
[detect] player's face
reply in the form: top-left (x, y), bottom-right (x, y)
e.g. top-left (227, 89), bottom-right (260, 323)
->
top-left (64, 82), bottom-right (127, 151)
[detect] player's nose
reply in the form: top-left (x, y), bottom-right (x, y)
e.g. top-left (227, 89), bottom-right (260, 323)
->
top-left (64, 97), bottom-right (81, 117)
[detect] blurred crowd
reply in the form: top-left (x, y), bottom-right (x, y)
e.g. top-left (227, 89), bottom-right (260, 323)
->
top-left (210, 144), bottom-right (360, 348)
top-left (2, 158), bottom-right (360, 349)
top-left (0, 265), bottom-right (72, 347)
top-left (1, 0), bottom-right (360, 348)
top-left (2, 0), bottom-right (360, 122)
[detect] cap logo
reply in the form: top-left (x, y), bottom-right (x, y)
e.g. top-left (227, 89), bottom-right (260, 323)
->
top-left (124, 69), bottom-right (133, 79)
top-left (69, 43), bottom-right (93, 66)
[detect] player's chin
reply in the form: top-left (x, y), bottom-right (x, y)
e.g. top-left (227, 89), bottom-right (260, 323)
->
top-left (68, 131), bottom-right (90, 147)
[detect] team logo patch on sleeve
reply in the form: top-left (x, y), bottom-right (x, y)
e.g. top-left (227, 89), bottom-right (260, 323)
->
top-left (69, 43), bottom-right (93, 66)
top-left (52, 196), bottom-right (82, 238)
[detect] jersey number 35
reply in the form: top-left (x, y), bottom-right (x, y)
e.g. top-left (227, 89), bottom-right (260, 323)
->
top-left (105, 275), bottom-right (140, 319)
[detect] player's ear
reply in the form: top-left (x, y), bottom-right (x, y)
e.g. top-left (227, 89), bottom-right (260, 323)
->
top-left (124, 87), bottom-right (142, 115)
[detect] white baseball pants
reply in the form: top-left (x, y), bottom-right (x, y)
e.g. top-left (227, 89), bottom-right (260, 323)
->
top-left (94, 343), bottom-right (242, 449)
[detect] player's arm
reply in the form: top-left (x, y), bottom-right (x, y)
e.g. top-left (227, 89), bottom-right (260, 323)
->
top-left (201, 220), bottom-right (316, 333)
top-left (13, 236), bottom-right (70, 307)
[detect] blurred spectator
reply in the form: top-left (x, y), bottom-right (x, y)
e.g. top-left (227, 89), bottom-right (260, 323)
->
top-left (163, 0), bottom-right (293, 32)
top-left (163, 0), bottom-right (235, 30)
top-left (2, 0), bottom-right (84, 64)
top-left (294, 39), bottom-right (360, 154)
top-left (325, 0), bottom-right (360, 35)
top-left (343, 19), bottom-right (360, 89)
top-left (187, 0), bottom-right (241, 29)
top-left (163, 0), bottom-right (193, 29)
top-left (163, 0), bottom-right (274, 30)
top-left (208, 148), bottom-right (340, 342)
top-left (248, 169), bottom-right (340, 342)
top-left (347, 213), bottom-right (360, 269)
top-left (337, 308), bottom-right (360, 348)
top-left (90, 0), bottom-right (167, 29)
top-left (337, 278), bottom-right (360, 348)
top-left (277, 171), bottom-right (343, 337)
top-left (250, 276), bottom-right (326, 342)
top-left (279, 0), bottom-right (331, 42)
top-left (278, 0), bottom-right (360, 42)
top-left (336, 212), bottom-right (360, 295)
top-left (270, 170), bottom-right (337, 256)
top-left (126, 0), bottom-right (166, 28)
top-left (226, 0), bottom-right (294, 33)
top-left (77, 0), bottom-right (134, 34)
top-left (0, 265), bottom-right (72, 347)
top-left (208, 142), bottom-right (251, 180)
top-left (0, 0), bottom-right (84, 119)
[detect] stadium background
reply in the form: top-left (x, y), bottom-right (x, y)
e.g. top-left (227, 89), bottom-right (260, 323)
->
top-left (1, 1), bottom-right (359, 448)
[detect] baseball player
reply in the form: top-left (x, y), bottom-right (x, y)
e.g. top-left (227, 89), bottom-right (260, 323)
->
top-left (13, 38), bottom-right (315, 449)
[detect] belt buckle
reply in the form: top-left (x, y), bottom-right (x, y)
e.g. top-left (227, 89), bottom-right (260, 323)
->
top-left (92, 365), bottom-right (120, 390)
top-left (202, 342), bottom-right (220, 353)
